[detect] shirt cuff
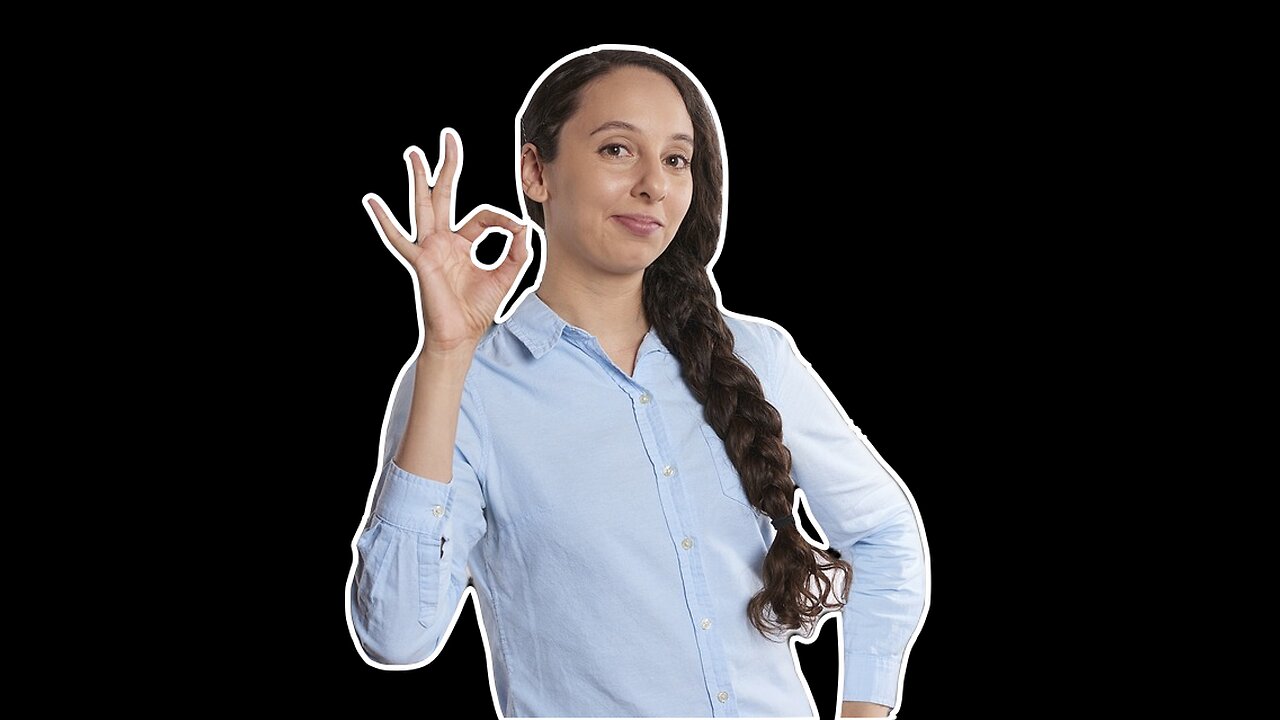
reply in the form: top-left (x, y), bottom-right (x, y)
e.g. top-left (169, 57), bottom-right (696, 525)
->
top-left (843, 652), bottom-right (903, 709)
top-left (372, 459), bottom-right (457, 535)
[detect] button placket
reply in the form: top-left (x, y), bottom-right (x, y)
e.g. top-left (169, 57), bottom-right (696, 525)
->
top-left (630, 379), bottom-right (735, 714)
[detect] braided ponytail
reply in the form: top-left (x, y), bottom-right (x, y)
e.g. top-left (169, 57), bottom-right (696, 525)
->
top-left (643, 239), bottom-right (852, 639)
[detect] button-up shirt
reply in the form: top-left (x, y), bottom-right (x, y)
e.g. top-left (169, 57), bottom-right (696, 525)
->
top-left (348, 291), bottom-right (928, 718)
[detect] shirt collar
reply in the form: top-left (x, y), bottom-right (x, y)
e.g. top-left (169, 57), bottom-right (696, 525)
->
top-left (504, 290), bottom-right (671, 360)
top-left (504, 290), bottom-right (568, 359)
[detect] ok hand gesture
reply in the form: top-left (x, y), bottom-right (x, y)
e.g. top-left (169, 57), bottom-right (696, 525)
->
top-left (365, 129), bottom-right (531, 353)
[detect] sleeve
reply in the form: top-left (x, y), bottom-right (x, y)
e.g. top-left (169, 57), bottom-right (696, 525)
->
top-left (347, 355), bottom-right (490, 667)
top-left (763, 324), bottom-right (929, 710)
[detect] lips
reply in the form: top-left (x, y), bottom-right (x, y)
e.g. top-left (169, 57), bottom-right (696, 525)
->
top-left (612, 214), bottom-right (663, 237)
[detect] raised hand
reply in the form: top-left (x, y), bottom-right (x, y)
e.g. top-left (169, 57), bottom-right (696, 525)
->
top-left (364, 129), bottom-right (531, 353)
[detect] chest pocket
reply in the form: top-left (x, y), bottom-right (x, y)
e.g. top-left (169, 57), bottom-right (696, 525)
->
top-left (699, 424), bottom-right (754, 510)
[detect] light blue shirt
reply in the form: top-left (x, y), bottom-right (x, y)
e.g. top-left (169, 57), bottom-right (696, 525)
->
top-left (347, 290), bottom-right (928, 718)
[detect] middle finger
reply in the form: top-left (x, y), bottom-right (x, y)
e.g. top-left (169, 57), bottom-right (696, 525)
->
top-left (433, 130), bottom-right (460, 234)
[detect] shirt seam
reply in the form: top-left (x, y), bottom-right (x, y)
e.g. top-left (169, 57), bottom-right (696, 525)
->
top-left (482, 550), bottom-right (517, 712)
top-left (844, 650), bottom-right (903, 660)
top-left (371, 513), bottom-right (447, 537)
top-left (772, 326), bottom-right (788, 397)
top-left (727, 316), bottom-right (778, 394)
top-left (463, 374), bottom-right (493, 487)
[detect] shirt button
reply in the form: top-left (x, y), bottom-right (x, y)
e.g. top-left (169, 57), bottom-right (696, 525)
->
top-left (662, 465), bottom-right (675, 477)
top-left (639, 393), bottom-right (651, 404)
top-left (701, 618), bottom-right (712, 630)
top-left (681, 537), bottom-right (694, 550)
top-left (717, 691), bottom-right (729, 703)
top-left (432, 505), bottom-right (444, 517)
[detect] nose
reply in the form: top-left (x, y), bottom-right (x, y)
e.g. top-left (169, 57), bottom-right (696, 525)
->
top-left (631, 154), bottom-right (669, 203)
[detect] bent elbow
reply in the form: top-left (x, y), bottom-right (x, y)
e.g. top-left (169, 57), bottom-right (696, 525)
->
top-left (350, 604), bottom-right (445, 667)
top-left (357, 631), bottom-right (439, 667)
top-left (349, 579), bottom-right (447, 668)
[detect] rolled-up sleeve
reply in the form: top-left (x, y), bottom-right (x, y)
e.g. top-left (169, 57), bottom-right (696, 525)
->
top-left (763, 324), bottom-right (929, 710)
top-left (348, 357), bottom-right (489, 667)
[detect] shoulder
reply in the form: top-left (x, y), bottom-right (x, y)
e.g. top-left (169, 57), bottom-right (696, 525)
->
top-left (721, 309), bottom-right (788, 350)
top-left (467, 319), bottom-right (532, 375)
top-left (720, 309), bottom-right (800, 386)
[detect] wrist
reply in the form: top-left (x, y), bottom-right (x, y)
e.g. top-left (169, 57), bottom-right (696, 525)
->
top-left (841, 700), bottom-right (891, 717)
top-left (415, 341), bottom-right (478, 383)
top-left (421, 335), bottom-right (481, 358)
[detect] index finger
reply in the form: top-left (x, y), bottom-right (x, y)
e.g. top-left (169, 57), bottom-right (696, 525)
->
top-left (408, 147), bottom-right (436, 242)
top-left (456, 206), bottom-right (527, 243)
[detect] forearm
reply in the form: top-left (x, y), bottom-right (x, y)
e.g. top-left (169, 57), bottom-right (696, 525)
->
top-left (394, 342), bottom-right (477, 482)
top-left (354, 338), bottom-right (487, 666)
top-left (839, 502), bottom-right (927, 708)
top-left (841, 700), bottom-right (891, 717)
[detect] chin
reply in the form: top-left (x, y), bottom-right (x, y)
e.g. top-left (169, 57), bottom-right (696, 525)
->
top-left (592, 236), bottom-right (663, 269)
top-left (602, 258), bottom-right (661, 277)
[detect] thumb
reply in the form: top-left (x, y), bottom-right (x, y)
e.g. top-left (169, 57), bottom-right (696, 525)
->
top-left (497, 223), bottom-right (531, 280)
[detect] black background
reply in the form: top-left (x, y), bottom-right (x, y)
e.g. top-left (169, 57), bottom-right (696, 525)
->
top-left (258, 35), bottom-right (1045, 719)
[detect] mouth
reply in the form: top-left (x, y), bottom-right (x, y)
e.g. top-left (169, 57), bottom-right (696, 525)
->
top-left (611, 214), bottom-right (663, 237)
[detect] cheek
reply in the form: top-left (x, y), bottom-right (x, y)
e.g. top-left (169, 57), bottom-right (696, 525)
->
top-left (558, 169), bottom-right (627, 221)
top-left (593, 173), bottom-right (637, 209)
top-left (673, 182), bottom-right (696, 221)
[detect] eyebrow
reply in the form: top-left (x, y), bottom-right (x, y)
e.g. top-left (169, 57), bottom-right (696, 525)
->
top-left (589, 120), bottom-right (694, 146)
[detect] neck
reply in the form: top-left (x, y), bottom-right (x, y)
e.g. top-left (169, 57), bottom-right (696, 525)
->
top-left (536, 268), bottom-right (649, 345)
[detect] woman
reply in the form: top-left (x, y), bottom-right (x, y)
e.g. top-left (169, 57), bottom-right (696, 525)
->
top-left (349, 45), bottom-right (928, 718)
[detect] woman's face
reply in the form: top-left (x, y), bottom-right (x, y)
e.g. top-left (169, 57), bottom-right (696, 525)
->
top-left (528, 65), bottom-right (696, 281)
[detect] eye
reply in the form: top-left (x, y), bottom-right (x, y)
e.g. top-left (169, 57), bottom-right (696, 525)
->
top-left (599, 143), bottom-right (633, 159)
top-left (666, 154), bottom-right (692, 170)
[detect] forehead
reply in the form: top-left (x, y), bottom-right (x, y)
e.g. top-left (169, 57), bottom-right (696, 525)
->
top-left (569, 66), bottom-right (694, 136)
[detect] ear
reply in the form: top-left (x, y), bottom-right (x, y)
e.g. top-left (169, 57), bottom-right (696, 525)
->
top-left (521, 142), bottom-right (550, 204)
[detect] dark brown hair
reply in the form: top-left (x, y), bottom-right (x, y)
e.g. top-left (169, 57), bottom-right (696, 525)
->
top-left (519, 48), bottom-right (852, 640)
